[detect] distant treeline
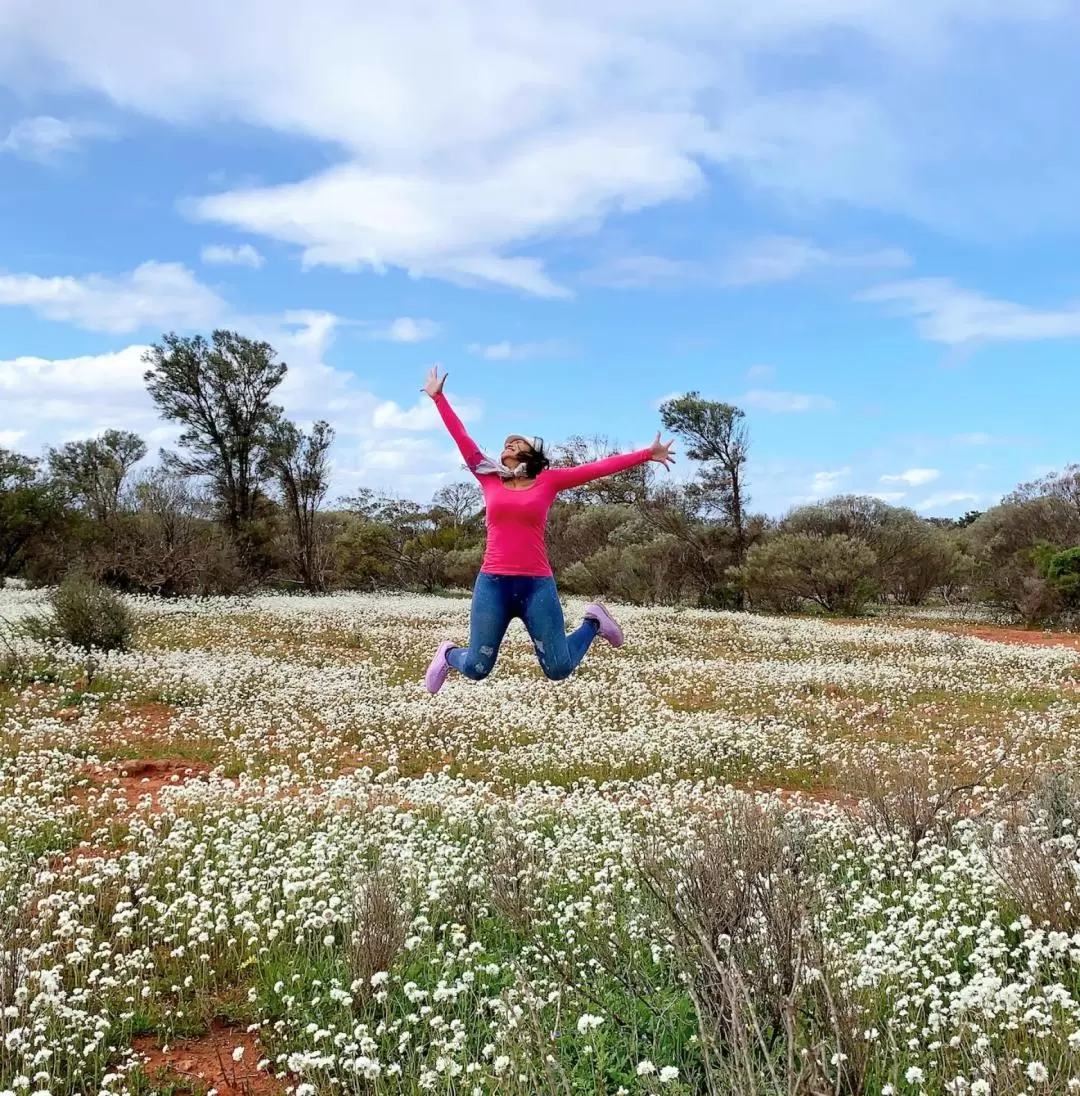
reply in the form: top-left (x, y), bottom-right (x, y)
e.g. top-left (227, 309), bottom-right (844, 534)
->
top-left (3, 327), bottom-right (1079, 624)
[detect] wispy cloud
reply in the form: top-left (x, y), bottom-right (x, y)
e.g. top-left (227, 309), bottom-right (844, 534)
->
top-left (746, 364), bottom-right (775, 381)
top-left (880, 467), bottom-right (940, 487)
top-left (859, 278), bottom-right (1080, 346)
top-left (917, 490), bottom-right (980, 513)
top-left (810, 467), bottom-right (851, 496)
top-left (582, 255), bottom-right (706, 290)
top-left (721, 236), bottom-right (911, 287)
top-left (468, 339), bottom-right (570, 361)
top-left (200, 243), bottom-right (264, 268)
top-left (743, 389), bottom-right (835, 413)
top-left (586, 239), bottom-right (910, 291)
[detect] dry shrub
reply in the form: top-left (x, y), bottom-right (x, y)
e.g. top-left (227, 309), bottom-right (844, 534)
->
top-left (640, 803), bottom-right (886, 1096)
top-left (0, 902), bottom-right (31, 1075)
top-left (1031, 769), bottom-right (1080, 837)
top-left (641, 805), bottom-right (813, 1071)
top-left (345, 872), bottom-right (407, 1000)
top-left (845, 749), bottom-right (1012, 866)
top-left (0, 621), bottom-right (35, 687)
top-left (487, 824), bottom-right (542, 934)
top-left (994, 772), bottom-right (1080, 932)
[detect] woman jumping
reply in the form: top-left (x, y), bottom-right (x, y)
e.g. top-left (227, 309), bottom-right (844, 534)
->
top-left (421, 366), bottom-right (676, 693)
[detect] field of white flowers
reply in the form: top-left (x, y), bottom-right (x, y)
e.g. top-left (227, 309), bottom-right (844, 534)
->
top-left (3, 588), bottom-right (1080, 1096)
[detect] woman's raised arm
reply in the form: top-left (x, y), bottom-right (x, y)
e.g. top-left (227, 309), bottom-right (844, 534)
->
top-left (423, 367), bottom-right (485, 474)
top-left (544, 434), bottom-right (675, 491)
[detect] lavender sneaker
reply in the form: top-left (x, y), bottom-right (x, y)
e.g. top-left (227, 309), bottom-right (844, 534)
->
top-left (425, 640), bottom-right (455, 694)
top-left (584, 602), bottom-right (624, 648)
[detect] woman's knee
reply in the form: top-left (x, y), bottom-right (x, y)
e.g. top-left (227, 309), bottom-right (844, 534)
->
top-left (541, 657), bottom-right (574, 681)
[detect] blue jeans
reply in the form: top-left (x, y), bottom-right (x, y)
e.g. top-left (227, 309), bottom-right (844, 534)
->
top-left (447, 573), bottom-right (599, 682)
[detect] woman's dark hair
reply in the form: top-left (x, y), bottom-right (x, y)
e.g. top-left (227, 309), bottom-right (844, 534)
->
top-left (521, 439), bottom-right (550, 479)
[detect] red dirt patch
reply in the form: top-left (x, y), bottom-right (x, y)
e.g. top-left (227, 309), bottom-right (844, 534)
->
top-left (126, 699), bottom-right (182, 730)
top-left (133, 1020), bottom-right (287, 1095)
top-left (937, 624), bottom-right (1080, 651)
top-left (83, 757), bottom-right (214, 814)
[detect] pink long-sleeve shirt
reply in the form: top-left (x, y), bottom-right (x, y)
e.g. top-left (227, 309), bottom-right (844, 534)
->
top-left (433, 392), bottom-right (651, 577)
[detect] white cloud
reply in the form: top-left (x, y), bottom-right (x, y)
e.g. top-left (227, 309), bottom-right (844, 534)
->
top-left (743, 388), bottom-right (835, 413)
top-left (0, 430), bottom-right (27, 448)
top-left (0, 260), bottom-right (462, 493)
top-left (0, 346), bottom-right (168, 455)
top-left (809, 467), bottom-right (851, 496)
top-left (722, 236), bottom-right (911, 287)
top-left (0, 0), bottom-right (1063, 293)
top-left (880, 467), bottom-right (940, 487)
top-left (0, 261), bottom-right (225, 333)
top-left (200, 243), bottom-right (265, 268)
top-left (372, 400), bottom-right (437, 431)
top-left (0, 115), bottom-right (97, 161)
top-left (0, 345), bottom-right (150, 399)
top-left (190, 129), bottom-right (703, 296)
top-left (469, 339), bottom-right (568, 361)
top-left (372, 394), bottom-right (481, 431)
top-left (859, 278), bottom-right (1080, 346)
top-left (362, 436), bottom-right (435, 472)
top-left (0, 305), bottom-right (483, 499)
top-left (379, 317), bottom-right (441, 343)
top-left (746, 364), bottom-right (774, 381)
top-left (871, 490), bottom-right (908, 503)
top-left (916, 490), bottom-right (980, 513)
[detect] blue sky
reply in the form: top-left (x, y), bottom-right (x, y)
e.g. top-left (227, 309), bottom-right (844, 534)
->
top-left (1, 0), bottom-right (1079, 517)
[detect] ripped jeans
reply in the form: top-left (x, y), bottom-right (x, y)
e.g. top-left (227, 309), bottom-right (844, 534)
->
top-left (446, 572), bottom-right (599, 682)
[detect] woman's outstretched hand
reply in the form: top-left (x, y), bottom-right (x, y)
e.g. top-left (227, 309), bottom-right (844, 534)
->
top-left (422, 365), bottom-right (447, 399)
top-left (649, 432), bottom-right (676, 471)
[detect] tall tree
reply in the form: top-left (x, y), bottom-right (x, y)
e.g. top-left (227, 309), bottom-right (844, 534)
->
top-left (47, 429), bottom-right (147, 522)
top-left (267, 419), bottom-right (335, 591)
top-left (431, 481), bottom-right (483, 530)
top-left (142, 330), bottom-right (286, 541)
top-left (659, 392), bottom-right (751, 563)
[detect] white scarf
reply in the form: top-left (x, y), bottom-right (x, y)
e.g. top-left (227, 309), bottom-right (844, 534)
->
top-left (473, 437), bottom-right (544, 479)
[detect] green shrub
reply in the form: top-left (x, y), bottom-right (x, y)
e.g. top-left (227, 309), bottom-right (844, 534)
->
top-left (1045, 546), bottom-right (1080, 607)
top-left (442, 546), bottom-right (483, 590)
top-left (740, 532), bottom-right (878, 616)
top-left (557, 560), bottom-right (596, 597)
top-left (37, 575), bottom-right (134, 654)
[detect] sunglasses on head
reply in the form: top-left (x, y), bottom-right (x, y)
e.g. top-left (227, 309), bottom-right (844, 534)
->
top-left (504, 436), bottom-right (543, 453)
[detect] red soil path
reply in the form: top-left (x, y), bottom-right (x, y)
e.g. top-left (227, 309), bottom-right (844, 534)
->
top-left (935, 623), bottom-right (1080, 651)
top-left (831, 616), bottom-right (1080, 653)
